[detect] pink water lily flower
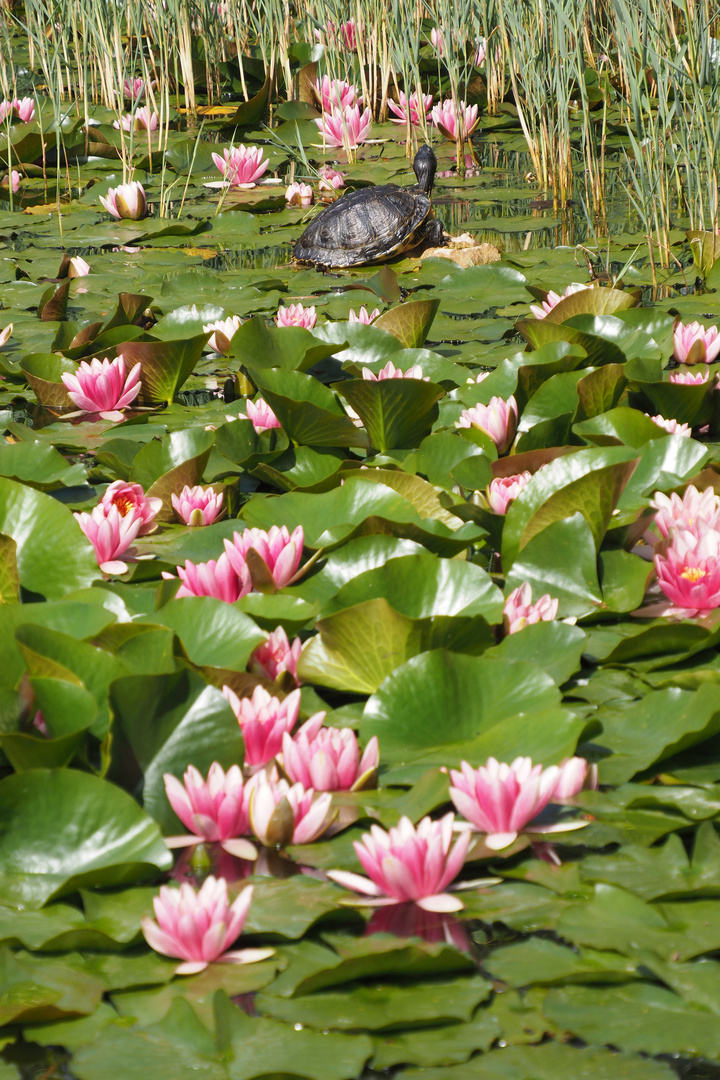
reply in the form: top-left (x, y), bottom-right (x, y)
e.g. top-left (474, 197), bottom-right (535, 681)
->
top-left (3, 170), bottom-right (20, 193)
top-left (673, 319), bottom-right (720, 364)
top-left (141, 878), bottom-right (271, 975)
top-left (2, 97), bottom-right (35, 123)
top-left (362, 360), bottom-right (428, 381)
top-left (167, 551), bottom-right (251, 602)
top-left (124, 77), bottom-right (156, 101)
top-left (222, 685), bottom-right (301, 769)
top-left (503, 582), bottom-right (558, 634)
top-left (68, 256), bottom-right (91, 278)
top-left (315, 76), bottom-right (359, 113)
top-left (0, 323), bottom-right (12, 347)
top-left (456, 395), bottom-right (518, 454)
top-left (99, 181), bottom-right (147, 220)
top-left (203, 315), bottom-right (242, 354)
top-left (171, 484), bottom-right (225, 527)
top-left (212, 144), bottom-right (269, 188)
top-left (247, 769), bottom-right (335, 846)
top-left (317, 17), bottom-right (358, 48)
top-left (327, 813), bottom-right (470, 912)
top-left (651, 485), bottom-right (720, 539)
top-left (431, 98), bottom-right (480, 141)
top-left (275, 303), bottom-right (317, 329)
top-left (648, 414), bottom-right (692, 437)
top-left (654, 521), bottom-right (720, 615)
top-left (114, 107), bottom-right (158, 132)
top-left (249, 626), bottom-right (302, 684)
top-left (224, 524), bottom-right (304, 591)
top-left (529, 283), bottom-right (588, 319)
top-left (61, 355), bottom-right (141, 416)
top-left (74, 503), bottom-right (141, 575)
top-left (669, 370), bottom-right (709, 385)
top-left (486, 471), bottom-right (532, 515)
top-left (475, 37), bottom-right (487, 65)
top-left (281, 712), bottom-right (379, 791)
top-left (553, 757), bottom-right (598, 800)
top-left (449, 758), bottom-right (561, 850)
top-left (100, 480), bottom-right (162, 535)
top-left (430, 27), bottom-right (445, 55)
top-left (318, 166), bottom-right (345, 192)
top-left (388, 91), bottom-right (433, 126)
top-left (163, 763), bottom-right (255, 859)
top-left (349, 306), bottom-right (380, 324)
top-left (285, 182), bottom-right (313, 207)
top-left (246, 397), bottom-right (281, 434)
top-left (315, 104), bottom-right (372, 149)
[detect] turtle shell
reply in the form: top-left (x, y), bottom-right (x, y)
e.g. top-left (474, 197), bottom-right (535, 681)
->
top-left (293, 184), bottom-right (432, 268)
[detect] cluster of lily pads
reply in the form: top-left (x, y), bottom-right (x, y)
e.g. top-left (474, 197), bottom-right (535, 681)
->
top-left (4, 238), bottom-right (720, 1079)
top-left (5, 13), bottom-right (720, 1079)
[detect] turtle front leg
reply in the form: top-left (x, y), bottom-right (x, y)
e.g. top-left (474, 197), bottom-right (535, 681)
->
top-left (423, 217), bottom-right (446, 246)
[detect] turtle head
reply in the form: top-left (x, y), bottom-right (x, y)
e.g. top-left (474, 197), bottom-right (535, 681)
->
top-left (413, 145), bottom-right (437, 195)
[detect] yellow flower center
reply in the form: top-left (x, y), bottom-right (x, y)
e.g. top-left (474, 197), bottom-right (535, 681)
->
top-left (681, 567), bottom-right (706, 582)
top-left (112, 495), bottom-right (134, 516)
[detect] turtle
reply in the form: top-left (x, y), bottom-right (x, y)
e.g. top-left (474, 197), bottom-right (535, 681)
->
top-left (293, 145), bottom-right (445, 269)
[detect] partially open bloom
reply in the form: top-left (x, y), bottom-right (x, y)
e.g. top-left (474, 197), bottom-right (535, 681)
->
top-left (456, 395), bottom-right (518, 454)
top-left (3, 170), bottom-right (20, 193)
top-left (654, 521), bottom-right (720, 615)
top-left (327, 814), bottom-right (470, 912)
top-left (669, 370), bottom-right (709, 385)
top-left (449, 758), bottom-right (561, 849)
top-left (349, 306), bottom-right (380, 325)
top-left (75, 503), bottom-right (141, 575)
top-left (503, 583), bottom-right (558, 634)
top-left (362, 360), bottom-right (428, 381)
top-left (285, 182), bottom-right (313, 207)
top-left (224, 524), bottom-right (304, 590)
top-left (275, 303), bottom-right (317, 329)
top-left (114, 107), bottom-right (158, 132)
top-left (141, 878), bottom-right (266, 975)
top-left (246, 397), bottom-right (281, 434)
top-left (100, 480), bottom-right (162, 535)
top-left (431, 99), bottom-right (480, 141)
top-left (315, 104), bottom-right (372, 149)
top-left (651, 485), bottom-right (720, 539)
top-left (203, 315), bottom-right (242, 354)
top-left (430, 27), bottom-right (445, 55)
top-left (673, 320), bottom-right (720, 364)
top-left (247, 769), bottom-right (335, 846)
top-left (0, 323), bottom-right (12, 347)
top-left (212, 144), bottom-right (269, 188)
top-left (172, 485), bottom-right (225, 527)
top-left (0, 97), bottom-right (35, 123)
top-left (124, 77), bottom-right (156, 101)
top-left (249, 626), bottom-right (302, 684)
top-left (61, 355), bottom-right (141, 415)
top-left (318, 166), bottom-right (345, 192)
top-left (168, 551), bottom-right (251, 602)
top-left (388, 91), bottom-right (433, 126)
top-left (222, 685), bottom-right (301, 769)
top-left (475, 37), bottom-right (487, 65)
top-left (323, 17), bottom-right (359, 48)
top-left (648, 414), bottom-right (692, 437)
top-left (315, 76), bottom-right (359, 113)
top-left (281, 713), bottom-right (379, 791)
top-left (529, 283), bottom-right (588, 319)
top-left (99, 181), bottom-right (147, 220)
top-left (164, 763), bottom-right (251, 845)
top-left (68, 256), bottom-right (91, 278)
top-left (486, 471), bottom-right (532, 514)
top-left (553, 757), bottom-right (598, 800)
